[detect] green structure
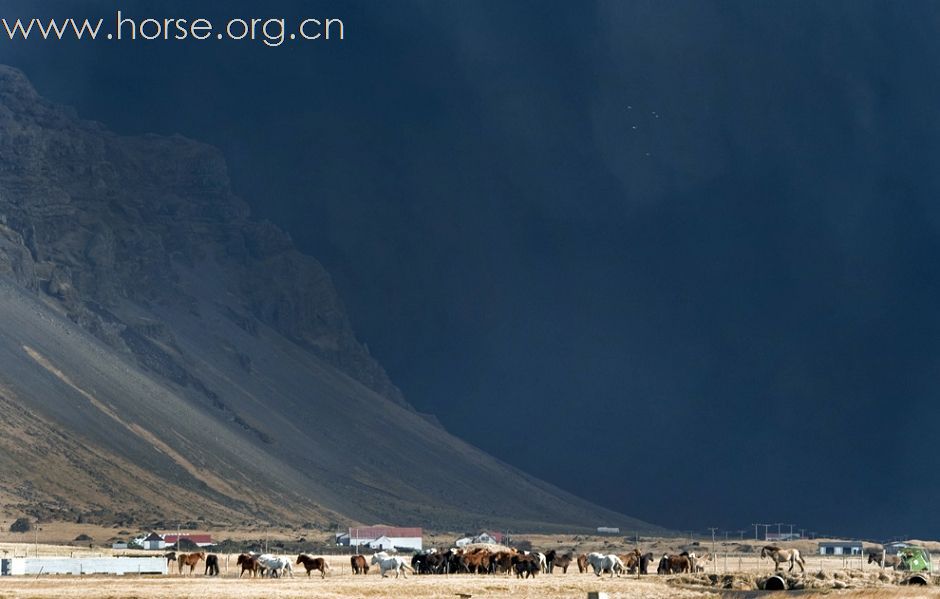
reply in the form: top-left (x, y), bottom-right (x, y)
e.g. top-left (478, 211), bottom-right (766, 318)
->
top-left (898, 547), bottom-right (932, 572)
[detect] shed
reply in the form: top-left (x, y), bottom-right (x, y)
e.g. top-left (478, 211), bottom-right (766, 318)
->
top-left (141, 532), bottom-right (165, 550)
top-left (818, 541), bottom-right (863, 556)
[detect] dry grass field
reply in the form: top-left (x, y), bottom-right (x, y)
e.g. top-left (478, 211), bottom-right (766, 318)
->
top-left (0, 551), bottom-right (938, 598)
top-left (2, 536), bottom-right (940, 598)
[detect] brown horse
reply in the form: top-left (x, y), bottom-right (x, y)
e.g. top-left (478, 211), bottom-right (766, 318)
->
top-left (350, 554), bottom-right (370, 575)
top-left (761, 546), bottom-right (805, 573)
top-left (868, 551), bottom-right (901, 569)
top-left (296, 554), bottom-right (331, 578)
top-left (620, 549), bottom-right (641, 573)
top-left (177, 551), bottom-right (205, 575)
top-left (237, 553), bottom-right (261, 578)
top-left (577, 554), bottom-right (589, 573)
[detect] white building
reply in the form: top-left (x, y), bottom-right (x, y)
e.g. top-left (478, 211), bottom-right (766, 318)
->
top-left (818, 541), bottom-right (863, 556)
top-left (140, 532), bottom-right (166, 550)
top-left (340, 526), bottom-right (423, 551)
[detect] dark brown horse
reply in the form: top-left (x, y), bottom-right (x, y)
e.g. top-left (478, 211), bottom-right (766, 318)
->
top-left (488, 551), bottom-right (515, 574)
top-left (237, 553), bottom-right (261, 578)
top-left (639, 552), bottom-right (654, 575)
top-left (296, 554), bottom-right (331, 578)
top-left (868, 551), bottom-right (901, 569)
top-left (657, 553), bottom-right (691, 574)
top-left (177, 551), bottom-right (205, 575)
top-left (551, 553), bottom-right (573, 573)
top-left (204, 554), bottom-right (219, 576)
top-left (350, 554), bottom-right (370, 575)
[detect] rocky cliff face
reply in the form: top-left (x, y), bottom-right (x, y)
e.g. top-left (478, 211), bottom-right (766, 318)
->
top-left (0, 65), bottom-right (660, 533)
top-left (0, 65), bottom-right (405, 408)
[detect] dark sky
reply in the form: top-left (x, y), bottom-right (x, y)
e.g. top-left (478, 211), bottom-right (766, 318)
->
top-left (3, 1), bottom-right (940, 540)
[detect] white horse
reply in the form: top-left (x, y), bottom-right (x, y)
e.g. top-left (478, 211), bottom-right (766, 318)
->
top-left (371, 552), bottom-right (414, 578)
top-left (257, 554), bottom-right (293, 578)
top-left (760, 546), bottom-right (805, 573)
top-left (587, 552), bottom-right (625, 578)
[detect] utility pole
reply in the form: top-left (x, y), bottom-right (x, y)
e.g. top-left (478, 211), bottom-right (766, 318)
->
top-left (762, 524), bottom-right (771, 541)
top-left (751, 523), bottom-right (759, 540)
top-left (775, 523), bottom-right (784, 537)
top-left (799, 528), bottom-right (806, 539)
top-left (708, 526), bottom-right (728, 567)
top-left (738, 530), bottom-right (746, 541)
top-left (787, 524), bottom-right (795, 538)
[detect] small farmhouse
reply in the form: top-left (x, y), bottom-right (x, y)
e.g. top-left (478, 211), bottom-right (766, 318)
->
top-left (818, 541), bottom-right (863, 556)
top-left (140, 533), bottom-right (165, 550)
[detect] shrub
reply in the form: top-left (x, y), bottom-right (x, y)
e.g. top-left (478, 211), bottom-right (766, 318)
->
top-left (9, 518), bottom-right (31, 533)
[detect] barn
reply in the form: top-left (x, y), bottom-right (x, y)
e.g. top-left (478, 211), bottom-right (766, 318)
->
top-left (818, 541), bottom-right (863, 556)
top-left (342, 526), bottom-right (423, 551)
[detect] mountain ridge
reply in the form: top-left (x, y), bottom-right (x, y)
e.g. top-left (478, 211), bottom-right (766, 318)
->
top-left (0, 64), bottom-right (663, 534)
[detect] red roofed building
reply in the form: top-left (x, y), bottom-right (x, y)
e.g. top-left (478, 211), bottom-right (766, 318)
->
top-left (340, 526), bottom-right (423, 551)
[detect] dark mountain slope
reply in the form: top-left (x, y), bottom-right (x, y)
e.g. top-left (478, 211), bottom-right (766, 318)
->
top-left (0, 65), bottom-right (661, 533)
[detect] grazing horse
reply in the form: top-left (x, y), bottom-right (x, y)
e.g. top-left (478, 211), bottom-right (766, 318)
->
top-left (237, 554), bottom-right (261, 577)
top-left (490, 551), bottom-right (515, 574)
top-left (535, 552), bottom-right (548, 574)
top-left (544, 549), bottom-right (557, 572)
top-left (296, 554), bottom-right (330, 578)
top-left (177, 552), bottom-right (205, 575)
top-left (371, 552), bottom-right (414, 578)
top-left (761, 546), bottom-right (805, 573)
top-left (587, 552), bottom-right (625, 578)
top-left (868, 551), bottom-right (901, 569)
top-left (462, 549), bottom-right (492, 574)
top-left (577, 554), bottom-right (589, 573)
top-left (639, 552), bottom-right (654, 575)
top-left (257, 554), bottom-right (293, 578)
top-left (204, 554), bottom-right (220, 576)
top-left (350, 554), bottom-right (370, 575)
top-left (620, 549), bottom-right (641, 573)
top-left (657, 553), bottom-right (691, 574)
top-left (511, 553), bottom-right (540, 578)
top-left (551, 553), bottom-right (573, 573)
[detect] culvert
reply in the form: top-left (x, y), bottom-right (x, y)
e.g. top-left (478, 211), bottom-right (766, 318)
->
top-left (763, 574), bottom-right (787, 590)
top-left (905, 573), bottom-right (929, 585)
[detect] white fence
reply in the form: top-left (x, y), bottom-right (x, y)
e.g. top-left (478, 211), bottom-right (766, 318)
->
top-left (1, 557), bottom-right (167, 576)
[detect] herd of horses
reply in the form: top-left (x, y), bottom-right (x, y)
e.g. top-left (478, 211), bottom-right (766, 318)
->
top-left (160, 544), bottom-right (899, 580)
top-left (164, 551), bottom-right (330, 578)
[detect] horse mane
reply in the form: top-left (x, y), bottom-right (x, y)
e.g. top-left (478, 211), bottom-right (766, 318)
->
top-left (763, 545), bottom-right (781, 551)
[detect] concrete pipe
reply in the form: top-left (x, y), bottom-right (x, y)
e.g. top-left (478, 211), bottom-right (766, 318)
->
top-left (763, 574), bottom-right (787, 590)
top-left (905, 573), bottom-right (929, 586)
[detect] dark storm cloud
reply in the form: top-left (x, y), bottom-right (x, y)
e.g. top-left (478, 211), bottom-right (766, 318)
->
top-left (3, 0), bottom-right (940, 538)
